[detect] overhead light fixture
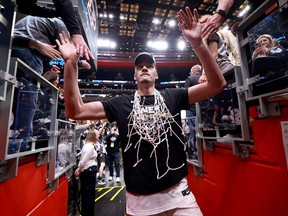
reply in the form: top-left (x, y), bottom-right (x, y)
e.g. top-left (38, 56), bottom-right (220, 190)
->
top-left (98, 39), bottom-right (117, 49)
top-left (168, 19), bottom-right (176, 27)
top-left (152, 18), bottom-right (160, 25)
top-left (177, 40), bottom-right (186, 50)
top-left (147, 40), bottom-right (168, 50)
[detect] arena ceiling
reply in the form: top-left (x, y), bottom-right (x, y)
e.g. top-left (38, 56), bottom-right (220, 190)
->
top-left (41, 0), bottom-right (249, 97)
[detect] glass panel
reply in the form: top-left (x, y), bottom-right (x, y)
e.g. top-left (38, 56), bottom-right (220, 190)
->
top-left (199, 86), bottom-right (241, 139)
top-left (8, 77), bottom-right (53, 154)
top-left (55, 120), bottom-right (75, 175)
top-left (182, 114), bottom-right (198, 161)
top-left (246, 6), bottom-right (288, 95)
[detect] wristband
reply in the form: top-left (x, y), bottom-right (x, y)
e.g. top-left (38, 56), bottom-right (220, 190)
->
top-left (214, 9), bottom-right (226, 18)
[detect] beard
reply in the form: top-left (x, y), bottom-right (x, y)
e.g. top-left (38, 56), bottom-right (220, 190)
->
top-left (138, 75), bottom-right (154, 85)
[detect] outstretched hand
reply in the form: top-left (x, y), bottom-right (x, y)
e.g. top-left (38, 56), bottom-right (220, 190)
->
top-left (30, 40), bottom-right (61, 59)
top-left (56, 31), bottom-right (80, 63)
top-left (177, 8), bottom-right (202, 49)
top-left (201, 13), bottom-right (223, 39)
top-left (71, 34), bottom-right (95, 60)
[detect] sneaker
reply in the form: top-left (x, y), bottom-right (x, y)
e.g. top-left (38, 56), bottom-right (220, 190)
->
top-left (97, 178), bottom-right (106, 185)
top-left (116, 177), bottom-right (120, 183)
top-left (108, 176), bottom-right (113, 181)
top-left (217, 134), bottom-right (236, 143)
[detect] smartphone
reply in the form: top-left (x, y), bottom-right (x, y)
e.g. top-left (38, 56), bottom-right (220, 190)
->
top-left (255, 42), bottom-right (261, 48)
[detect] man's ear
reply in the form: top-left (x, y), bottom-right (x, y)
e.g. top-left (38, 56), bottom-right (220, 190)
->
top-left (134, 72), bottom-right (136, 80)
top-left (155, 72), bottom-right (159, 80)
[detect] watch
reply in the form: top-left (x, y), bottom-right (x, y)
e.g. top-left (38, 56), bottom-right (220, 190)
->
top-left (215, 9), bottom-right (226, 18)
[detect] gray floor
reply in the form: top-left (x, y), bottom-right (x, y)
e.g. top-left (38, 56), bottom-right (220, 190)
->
top-left (95, 168), bottom-right (126, 216)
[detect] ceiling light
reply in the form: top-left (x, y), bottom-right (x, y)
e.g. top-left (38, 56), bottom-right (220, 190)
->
top-left (147, 40), bottom-right (168, 50)
top-left (98, 39), bottom-right (117, 49)
top-left (168, 19), bottom-right (176, 27)
top-left (152, 18), bottom-right (160, 25)
top-left (177, 40), bottom-right (186, 50)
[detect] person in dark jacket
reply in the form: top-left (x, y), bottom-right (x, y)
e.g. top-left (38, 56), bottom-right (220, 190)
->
top-left (105, 124), bottom-right (121, 183)
top-left (16, 0), bottom-right (94, 60)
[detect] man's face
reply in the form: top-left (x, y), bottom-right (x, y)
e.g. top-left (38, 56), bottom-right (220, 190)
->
top-left (191, 69), bottom-right (201, 75)
top-left (134, 60), bottom-right (158, 84)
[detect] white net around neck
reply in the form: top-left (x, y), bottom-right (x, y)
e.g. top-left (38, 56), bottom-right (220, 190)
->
top-left (125, 89), bottom-right (186, 179)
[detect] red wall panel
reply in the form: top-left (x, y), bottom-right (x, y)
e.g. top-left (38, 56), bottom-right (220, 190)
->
top-left (0, 161), bottom-right (68, 216)
top-left (187, 115), bottom-right (288, 216)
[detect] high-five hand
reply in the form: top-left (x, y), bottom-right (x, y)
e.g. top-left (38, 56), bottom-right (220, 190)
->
top-left (177, 7), bottom-right (202, 49)
top-left (56, 31), bottom-right (80, 63)
top-left (71, 34), bottom-right (95, 60)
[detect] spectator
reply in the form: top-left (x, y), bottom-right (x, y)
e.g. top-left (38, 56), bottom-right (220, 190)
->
top-left (200, 15), bottom-right (234, 73)
top-left (12, 16), bottom-right (91, 75)
top-left (201, 0), bottom-right (234, 38)
top-left (75, 130), bottom-right (98, 216)
top-left (57, 129), bottom-right (73, 168)
top-left (42, 70), bottom-right (68, 120)
top-left (43, 70), bottom-right (59, 87)
top-left (184, 65), bottom-right (203, 161)
top-left (218, 29), bottom-right (241, 66)
top-left (252, 34), bottom-right (275, 60)
top-left (74, 120), bottom-right (91, 152)
top-left (16, 0), bottom-right (94, 60)
top-left (115, 72), bottom-right (124, 81)
top-left (96, 137), bottom-right (107, 185)
top-left (251, 34), bottom-right (288, 78)
top-left (106, 124), bottom-right (121, 183)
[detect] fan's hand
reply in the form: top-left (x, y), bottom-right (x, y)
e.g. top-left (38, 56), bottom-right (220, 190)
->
top-left (71, 34), bottom-right (95, 60)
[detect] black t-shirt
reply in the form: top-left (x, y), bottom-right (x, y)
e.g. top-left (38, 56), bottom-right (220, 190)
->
top-left (102, 88), bottom-right (190, 194)
top-left (106, 133), bottom-right (120, 153)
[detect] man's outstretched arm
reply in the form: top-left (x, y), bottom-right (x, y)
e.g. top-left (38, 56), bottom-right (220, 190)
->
top-left (56, 32), bottom-right (105, 120)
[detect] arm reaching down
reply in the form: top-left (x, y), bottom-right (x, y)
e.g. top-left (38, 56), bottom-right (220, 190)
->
top-left (201, 0), bottom-right (234, 38)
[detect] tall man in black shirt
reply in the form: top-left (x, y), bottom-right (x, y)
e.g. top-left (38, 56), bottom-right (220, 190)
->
top-left (57, 7), bottom-right (227, 215)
